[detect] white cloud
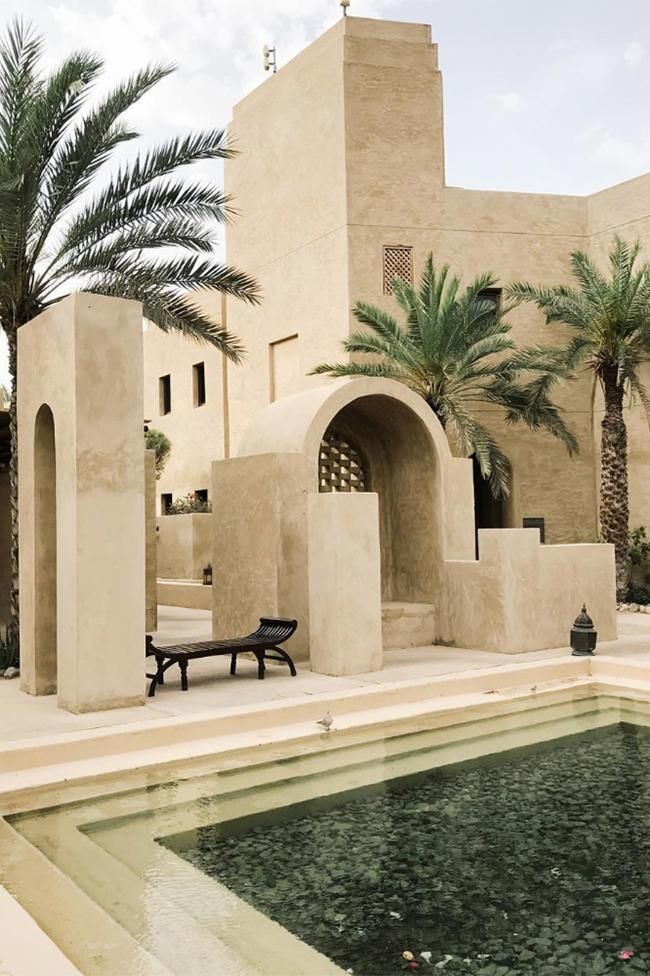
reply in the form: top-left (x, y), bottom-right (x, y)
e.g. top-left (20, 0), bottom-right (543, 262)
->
top-left (0, 0), bottom-right (396, 391)
top-left (593, 131), bottom-right (650, 174)
top-left (624, 41), bottom-right (643, 67)
top-left (493, 92), bottom-right (526, 112)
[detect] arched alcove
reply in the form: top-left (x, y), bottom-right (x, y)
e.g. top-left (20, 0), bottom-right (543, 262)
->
top-left (33, 403), bottom-right (57, 694)
top-left (317, 395), bottom-right (440, 604)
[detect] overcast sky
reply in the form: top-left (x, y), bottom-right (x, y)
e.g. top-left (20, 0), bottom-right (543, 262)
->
top-left (2, 0), bottom-right (650, 388)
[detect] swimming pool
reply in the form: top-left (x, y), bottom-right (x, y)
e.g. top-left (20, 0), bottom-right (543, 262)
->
top-left (3, 688), bottom-right (650, 975)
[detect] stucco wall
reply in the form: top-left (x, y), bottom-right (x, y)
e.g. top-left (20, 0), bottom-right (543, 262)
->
top-left (157, 512), bottom-right (212, 581)
top-left (222, 16), bottom-right (603, 545)
top-left (129, 14), bottom-right (650, 557)
top-left (445, 529), bottom-right (616, 653)
top-left (142, 292), bottom-right (228, 514)
top-left (225, 18), bottom-right (352, 453)
top-left (17, 294), bottom-right (145, 712)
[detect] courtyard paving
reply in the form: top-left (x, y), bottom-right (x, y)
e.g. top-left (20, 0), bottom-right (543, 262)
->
top-left (0, 606), bottom-right (648, 745)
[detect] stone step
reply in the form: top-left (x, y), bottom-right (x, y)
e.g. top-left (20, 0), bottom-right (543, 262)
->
top-left (382, 601), bottom-right (435, 650)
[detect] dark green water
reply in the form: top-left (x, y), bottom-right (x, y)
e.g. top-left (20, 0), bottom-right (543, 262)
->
top-left (167, 725), bottom-right (650, 975)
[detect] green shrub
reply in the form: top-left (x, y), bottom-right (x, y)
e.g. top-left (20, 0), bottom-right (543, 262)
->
top-left (0, 627), bottom-right (19, 669)
top-left (145, 427), bottom-right (172, 479)
top-left (166, 492), bottom-right (211, 514)
top-left (623, 582), bottom-right (650, 605)
top-left (628, 526), bottom-right (650, 569)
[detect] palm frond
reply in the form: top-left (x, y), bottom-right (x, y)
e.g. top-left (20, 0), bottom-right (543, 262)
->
top-left (309, 361), bottom-right (405, 380)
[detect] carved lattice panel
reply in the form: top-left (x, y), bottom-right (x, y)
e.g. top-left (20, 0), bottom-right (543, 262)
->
top-left (319, 430), bottom-right (369, 493)
top-left (383, 245), bottom-right (413, 295)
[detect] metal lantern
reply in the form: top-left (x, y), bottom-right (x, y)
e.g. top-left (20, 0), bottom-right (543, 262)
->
top-left (202, 563), bottom-right (213, 586)
top-left (570, 604), bottom-right (597, 657)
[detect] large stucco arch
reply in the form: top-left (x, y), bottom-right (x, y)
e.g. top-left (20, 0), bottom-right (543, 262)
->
top-left (18, 293), bottom-right (146, 712)
top-left (238, 378), bottom-right (476, 565)
top-left (213, 379), bottom-right (477, 666)
top-left (214, 375), bottom-right (617, 666)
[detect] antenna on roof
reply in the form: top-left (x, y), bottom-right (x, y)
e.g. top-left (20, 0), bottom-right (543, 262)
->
top-left (263, 45), bottom-right (277, 74)
top-left (340, 0), bottom-right (350, 14)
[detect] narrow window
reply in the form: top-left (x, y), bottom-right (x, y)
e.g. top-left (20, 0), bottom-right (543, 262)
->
top-left (161, 492), bottom-right (172, 515)
top-left (194, 488), bottom-right (209, 512)
top-left (383, 245), bottom-right (413, 295)
top-left (477, 287), bottom-right (502, 310)
top-left (523, 516), bottom-right (545, 543)
top-left (159, 374), bottom-right (171, 415)
top-left (193, 362), bottom-right (206, 407)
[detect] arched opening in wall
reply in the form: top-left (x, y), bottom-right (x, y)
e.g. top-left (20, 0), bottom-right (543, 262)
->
top-left (472, 456), bottom-right (505, 555)
top-left (319, 396), bottom-right (442, 604)
top-left (34, 404), bottom-right (57, 694)
top-left (319, 428), bottom-right (370, 493)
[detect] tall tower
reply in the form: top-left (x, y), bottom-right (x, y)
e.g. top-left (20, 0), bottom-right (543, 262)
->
top-left (224, 17), bottom-right (445, 451)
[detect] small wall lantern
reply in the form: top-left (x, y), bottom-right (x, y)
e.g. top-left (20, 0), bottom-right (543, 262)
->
top-left (570, 604), bottom-right (597, 656)
top-left (202, 563), bottom-right (213, 586)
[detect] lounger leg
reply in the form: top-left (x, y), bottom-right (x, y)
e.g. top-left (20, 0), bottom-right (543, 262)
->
top-left (147, 656), bottom-right (166, 697)
top-left (179, 659), bottom-right (189, 691)
top-left (272, 647), bottom-right (297, 676)
top-left (230, 653), bottom-right (237, 676)
top-left (255, 651), bottom-right (266, 680)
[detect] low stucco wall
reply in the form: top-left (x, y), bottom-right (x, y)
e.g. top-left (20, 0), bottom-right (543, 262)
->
top-left (444, 529), bottom-right (616, 653)
top-left (157, 579), bottom-right (212, 611)
top-left (157, 513), bottom-right (212, 580)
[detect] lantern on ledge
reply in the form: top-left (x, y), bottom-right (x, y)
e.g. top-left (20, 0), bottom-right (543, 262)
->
top-left (570, 604), bottom-right (597, 657)
top-left (202, 563), bottom-right (213, 586)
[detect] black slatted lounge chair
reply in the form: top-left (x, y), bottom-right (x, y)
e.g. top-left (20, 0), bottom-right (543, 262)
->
top-left (145, 617), bottom-right (298, 697)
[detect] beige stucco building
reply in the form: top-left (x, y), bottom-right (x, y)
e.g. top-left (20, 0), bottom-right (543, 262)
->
top-left (1, 14), bottom-right (649, 626)
top-left (141, 16), bottom-right (650, 554)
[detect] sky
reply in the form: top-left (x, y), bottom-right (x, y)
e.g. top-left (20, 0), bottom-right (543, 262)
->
top-left (2, 0), bottom-right (650, 388)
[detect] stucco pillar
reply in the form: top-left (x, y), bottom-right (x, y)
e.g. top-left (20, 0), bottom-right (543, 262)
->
top-left (145, 449), bottom-right (158, 633)
top-left (18, 293), bottom-right (145, 712)
top-left (212, 452), bottom-right (311, 659)
top-left (308, 492), bottom-right (383, 675)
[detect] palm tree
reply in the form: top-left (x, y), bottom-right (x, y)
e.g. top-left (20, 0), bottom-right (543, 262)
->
top-left (0, 20), bottom-right (260, 645)
top-left (507, 236), bottom-right (650, 598)
top-left (312, 253), bottom-right (576, 498)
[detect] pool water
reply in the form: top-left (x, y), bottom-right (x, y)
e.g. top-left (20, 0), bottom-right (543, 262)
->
top-left (166, 724), bottom-right (650, 976)
top-left (5, 692), bottom-right (650, 975)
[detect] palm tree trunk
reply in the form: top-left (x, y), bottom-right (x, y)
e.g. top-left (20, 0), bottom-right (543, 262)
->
top-left (599, 365), bottom-right (629, 600)
top-left (5, 327), bottom-right (19, 647)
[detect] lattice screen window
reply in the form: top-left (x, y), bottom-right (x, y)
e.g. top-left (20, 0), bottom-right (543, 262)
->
top-left (319, 429), bottom-right (369, 493)
top-left (383, 245), bottom-right (413, 295)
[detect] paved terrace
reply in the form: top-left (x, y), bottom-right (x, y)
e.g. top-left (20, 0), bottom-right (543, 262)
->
top-left (0, 607), bottom-right (648, 744)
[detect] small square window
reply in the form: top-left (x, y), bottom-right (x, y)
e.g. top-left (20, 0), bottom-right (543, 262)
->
top-left (194, 489), bottom-right (208, 506)
top-left (523, 516), bottom-right (545, 543)
top-left (159, 375), bottom-right (171, 415)
top-left (193, 362), bottom-right (206, 407)
top-left (477, 288), bottom-right (502, 310)
top-left (161, 492), bottom-right (172, 515)
top-left (383, 245), bottom-right (413, 295)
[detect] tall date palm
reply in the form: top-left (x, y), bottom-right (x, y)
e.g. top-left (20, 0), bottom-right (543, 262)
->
top-left (508, 237), bottom-right (650, 598)
top-left (0, 20), bottom-right (259, 645)
top-left (312, 253), bottom-right (577, 498)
